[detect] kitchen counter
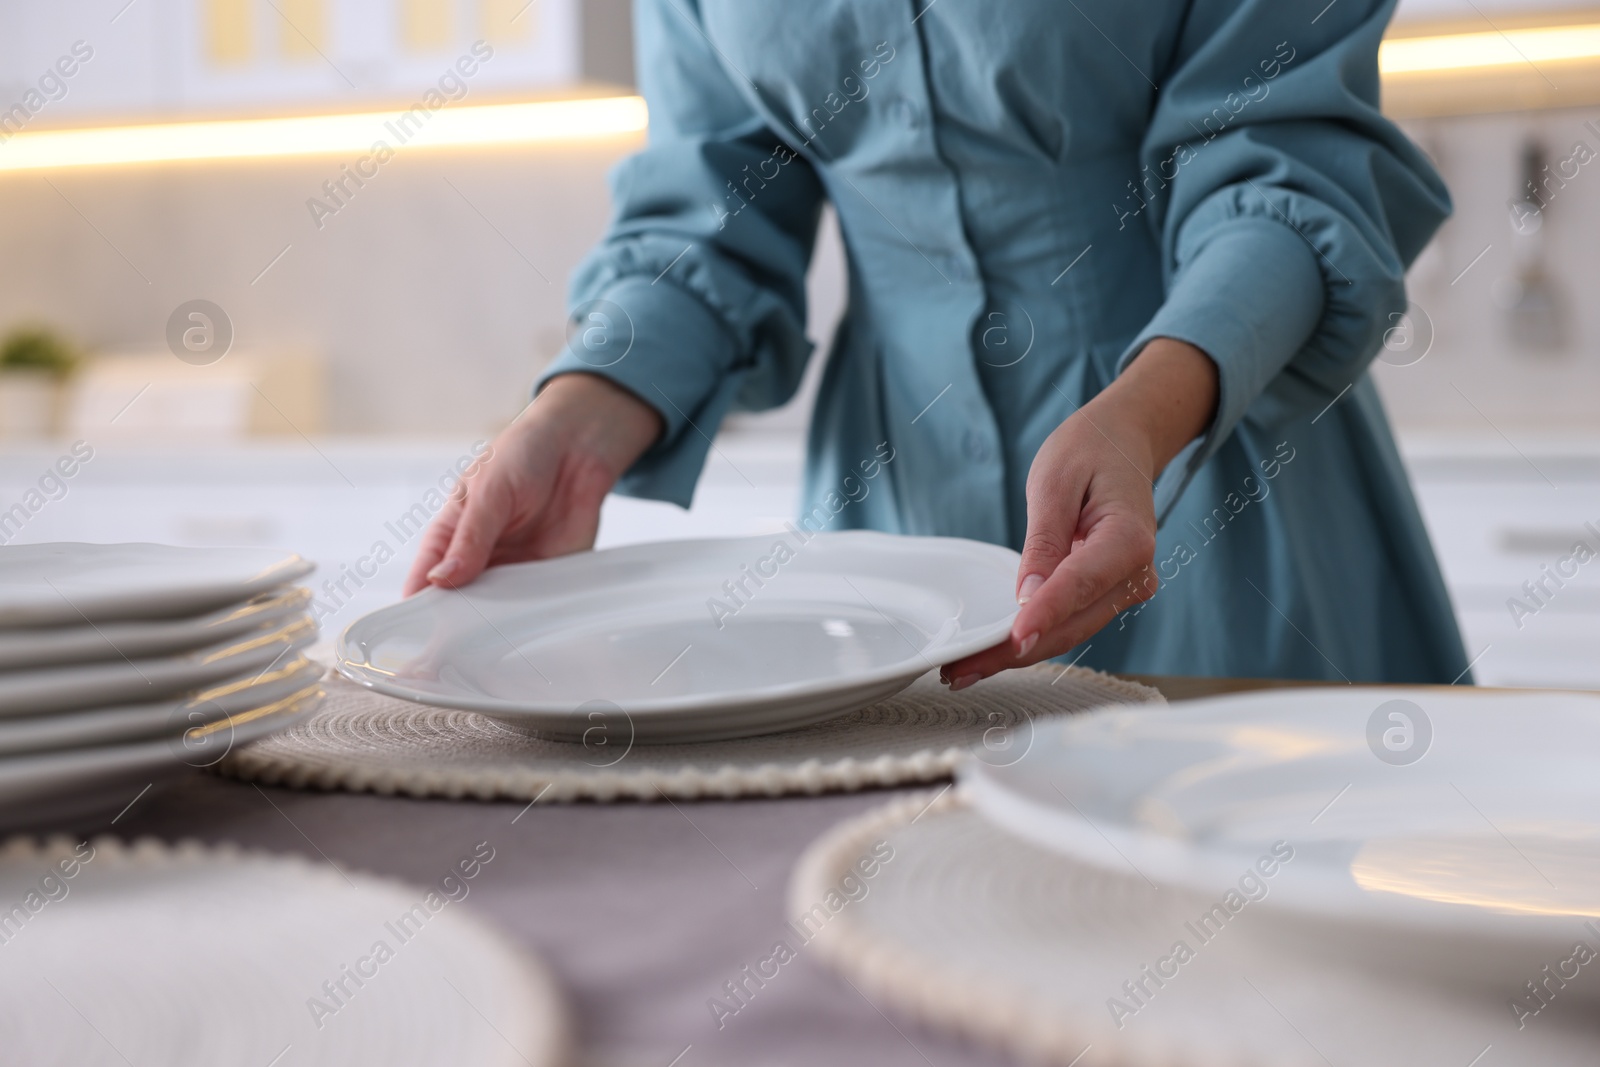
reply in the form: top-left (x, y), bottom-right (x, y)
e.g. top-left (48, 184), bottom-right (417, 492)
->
top-left (87, 674), bottom-right (1312, 1067)
top-left (5, 429), bottom-right (1598, 689)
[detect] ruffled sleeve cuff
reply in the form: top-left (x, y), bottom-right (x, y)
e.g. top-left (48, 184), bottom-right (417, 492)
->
top-left (536, 277), bottom-right (742, 508)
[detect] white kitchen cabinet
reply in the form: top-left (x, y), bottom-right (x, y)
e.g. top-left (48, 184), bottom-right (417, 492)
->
top-left (1, 0), bottom-right (585, 124)
top-left (1405, 438), bottom-right (1600, 688)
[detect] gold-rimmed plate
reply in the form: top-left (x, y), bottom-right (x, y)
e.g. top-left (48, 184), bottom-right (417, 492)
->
top-left (0, 614), bottom-right (316, 717)
top-left (0, 685), bottom-right (323, 832)
top-left (0, 655), bottom-right (322, 757)
top-left (0, 587), bottom-right (312, 672)
top-left (0, 543), bottom-right (312, 628)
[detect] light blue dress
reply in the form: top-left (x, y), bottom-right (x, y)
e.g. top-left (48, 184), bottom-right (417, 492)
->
top-left (538, 0), bottom-right (1472, 684)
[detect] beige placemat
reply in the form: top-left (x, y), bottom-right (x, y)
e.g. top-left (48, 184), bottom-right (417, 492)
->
top-left (219, 665), bottom-right (1160, 802)
top-left (789, 791), bottom-right (1598, 1067)
top-left (0, 836), bottom-right (566, 1066)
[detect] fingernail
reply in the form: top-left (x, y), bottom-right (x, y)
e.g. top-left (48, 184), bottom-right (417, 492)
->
top-left (949, 673), bottom-right (981, 692)
top-left (1017, 574), bottom-right (1045, 604)
top-left (427, 558), bottom-right (461, 584)
top-left (1016, 632), bottom-right (1039, 657)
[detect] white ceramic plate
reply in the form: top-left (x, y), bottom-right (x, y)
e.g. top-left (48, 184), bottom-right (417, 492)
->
top-left (0, 839), bottom-right (566, 1067)
top-left (338, 532), bottom-right (1021, 741)
top-left (963, 687), bottom-right (1600, 947)
top-left (0, 542), bottom-right (313, 628)
top-left (0, 686), bottom-right (322, 831)
top-left (0, 655), bottom-right (323, 757)
top-left (0, 614), bottom-right (316, 717)
top-left (0, 587), bottom-right (312, 671)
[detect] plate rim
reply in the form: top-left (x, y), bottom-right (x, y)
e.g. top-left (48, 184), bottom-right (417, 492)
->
top-left (0, 586), bottom-right (313, 669)
top-left (0, 542), bottom-right (314, 628)
top-left (0, 614), bottom-right (317, 718)
top-left (0, 655), bottom-right (324, 757)
top-left (961, 685), bottom-right (1600, 935)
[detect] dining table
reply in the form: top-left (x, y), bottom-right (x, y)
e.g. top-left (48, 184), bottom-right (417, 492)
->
top-left (86, 674), bottom-right (1348, 1066)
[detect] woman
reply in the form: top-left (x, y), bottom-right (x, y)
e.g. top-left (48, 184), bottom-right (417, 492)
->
top-left (404, 0), bottom-right (1471, 687)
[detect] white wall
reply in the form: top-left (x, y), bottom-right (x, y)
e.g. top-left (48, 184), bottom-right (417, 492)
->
top-left (0, 139), bottom-right (634, 433)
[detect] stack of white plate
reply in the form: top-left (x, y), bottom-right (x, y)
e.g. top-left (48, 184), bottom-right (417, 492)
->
top-left (0, 543), bottom-right (322, 829)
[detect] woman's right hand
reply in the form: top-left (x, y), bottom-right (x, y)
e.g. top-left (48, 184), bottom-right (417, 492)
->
top-left (402, 373), bottom-right (663, 596)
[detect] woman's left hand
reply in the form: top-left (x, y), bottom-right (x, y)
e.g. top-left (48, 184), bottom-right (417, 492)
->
top-left (939, 338), bottom-right (1219, 689)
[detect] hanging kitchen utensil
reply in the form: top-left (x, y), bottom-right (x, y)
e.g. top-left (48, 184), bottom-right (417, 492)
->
top-left (1505, 139), bottom-right (1568, 353)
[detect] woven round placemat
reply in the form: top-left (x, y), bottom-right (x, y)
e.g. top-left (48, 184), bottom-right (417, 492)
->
top-left (219, 665), bottom-right (1160, 802)
top-left (788, 791), bottom-right (1599, 1067)
top-left (0, 836), bottom-right (566, 1066)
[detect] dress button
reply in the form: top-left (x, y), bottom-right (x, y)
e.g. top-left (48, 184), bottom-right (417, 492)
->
top-left (935, 252), bottom-right (970, 282)
top-left (963, 428), bottom-right (991, 463)
top-left (890, 96), bottom-right (921, 128)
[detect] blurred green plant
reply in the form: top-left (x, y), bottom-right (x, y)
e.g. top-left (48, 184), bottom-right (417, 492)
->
top-left (0, 327), bottom-right (78, 377)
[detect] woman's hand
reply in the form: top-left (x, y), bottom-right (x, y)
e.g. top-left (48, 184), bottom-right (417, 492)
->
top-left (939, 338), bottom-right (1219, 689)
top-left (402, 373), bottom-right (663, 595)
